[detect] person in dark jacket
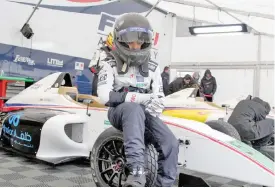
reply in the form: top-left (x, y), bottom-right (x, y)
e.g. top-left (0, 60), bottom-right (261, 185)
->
top-left (200, 69), bottom-right (217, 102)
top-left (228, 97), bottom-right (274, 147)
top-left (161, 66), bottom-right (170, 96)
top-left (168, 74), bottom-right (199, 95)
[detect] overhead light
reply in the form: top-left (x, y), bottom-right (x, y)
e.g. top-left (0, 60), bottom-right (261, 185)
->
top-left (196, 33), bottom-right (245, 37)
top-left (189, 24), bottom-right (249, 35)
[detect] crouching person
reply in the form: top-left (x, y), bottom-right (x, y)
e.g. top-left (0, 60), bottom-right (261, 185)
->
top-left (228, 96), bottom-right (274, 147)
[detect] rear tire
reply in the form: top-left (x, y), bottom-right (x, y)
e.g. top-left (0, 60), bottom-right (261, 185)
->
top-left (90, 127), bottom-right (158, 187)
top-left (205, 120), bottom-right (241, 140)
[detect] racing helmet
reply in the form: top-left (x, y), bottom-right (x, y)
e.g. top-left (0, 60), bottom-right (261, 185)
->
top-left (113, 13), bottom-right (153, 66)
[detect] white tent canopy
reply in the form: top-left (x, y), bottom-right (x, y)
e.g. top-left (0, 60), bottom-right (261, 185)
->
top-left (141, 0), bottom-right (274, 105)
top-left (142, 0), bottom-right (274, 36)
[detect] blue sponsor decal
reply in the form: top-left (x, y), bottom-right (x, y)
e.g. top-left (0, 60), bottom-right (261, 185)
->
top-left (119, 27), bottom-right (153, 34)
top-left (8, 113), bottom-right (20, 127)
top-left (2, 125), bottom-right (32, 142)
top-left (2, 113), bottom-right (33, 148)
top-left (0, 43), bottom-right (93, 94)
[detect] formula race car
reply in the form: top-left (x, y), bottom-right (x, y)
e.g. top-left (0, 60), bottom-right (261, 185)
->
top-left (163, 87), bottom-right (274, 123)
top-left (163, 88), bottom-right (275, 141)
top-left (0, 72), bottom-right (274, 187)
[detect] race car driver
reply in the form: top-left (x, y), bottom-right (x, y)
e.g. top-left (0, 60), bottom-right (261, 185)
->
top-left (228, 96), bottom-right (274, 146)
top-left (89, 32), bottom-right (114, 96)
top-left (96, 13), bottom-right (179, 187)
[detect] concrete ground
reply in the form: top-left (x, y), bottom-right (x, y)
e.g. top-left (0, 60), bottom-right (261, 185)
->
top-left (0, 149), bottom-right (258, 187)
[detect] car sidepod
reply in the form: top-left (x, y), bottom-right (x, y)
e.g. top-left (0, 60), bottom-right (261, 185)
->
top-left (0, 109), bottom-right (90, 164)
top-left (1, 110), bottom-right (44, 156)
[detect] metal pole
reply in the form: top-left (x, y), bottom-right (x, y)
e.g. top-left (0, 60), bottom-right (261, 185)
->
top-left (145, 0), bottom-right (163, 17)
top-left (203, 0), bottom-right (261, 34)
top-left (253, 34), bottom-right (262, 97)
top-left (162, 0), bottom-right (274, 20)
top-left (24, 0), bottom-right (43, 25)
top-left (161, 0), bottom-right (274, 37)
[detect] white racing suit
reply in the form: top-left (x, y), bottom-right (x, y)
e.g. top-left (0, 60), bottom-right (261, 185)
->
top-left (97, 53), bottom-right (179, 187)
top-left (89, 47), bottom-right (112, 96)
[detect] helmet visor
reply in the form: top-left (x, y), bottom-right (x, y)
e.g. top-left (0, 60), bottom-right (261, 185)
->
top-left (116, 27), bottom-right (153, 43)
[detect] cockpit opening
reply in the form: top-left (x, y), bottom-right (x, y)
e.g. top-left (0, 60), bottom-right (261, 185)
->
top-left (51, 73), bottom-right (73, 88)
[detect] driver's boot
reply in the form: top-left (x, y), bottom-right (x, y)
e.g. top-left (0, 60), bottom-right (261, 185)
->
top-left (123, 166), bottom-right (146, 187)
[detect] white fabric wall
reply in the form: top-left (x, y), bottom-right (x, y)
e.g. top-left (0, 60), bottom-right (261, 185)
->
top-left (169, 34), bottom-right (274, 106)
top-left (259, 69), bottom-right (274, 107)
top-left (203, 69), bottom-right (254, 103)
top-left (171, 34), bottom-right (274, 64)
top-left (172, 68), bottom-right (255, 104)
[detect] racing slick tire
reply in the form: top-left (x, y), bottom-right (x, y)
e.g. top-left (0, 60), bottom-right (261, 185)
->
top-left (90, 127), bottom-right (158, 187)
top-left (205, 120), bottom-right (241, 140)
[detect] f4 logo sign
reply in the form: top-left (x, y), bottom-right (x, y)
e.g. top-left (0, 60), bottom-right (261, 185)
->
top-left (98, 12), bottom-right (159, 46)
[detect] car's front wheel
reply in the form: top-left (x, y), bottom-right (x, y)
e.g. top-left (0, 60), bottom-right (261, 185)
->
top-left (90, 127), bottom-right (158, 187)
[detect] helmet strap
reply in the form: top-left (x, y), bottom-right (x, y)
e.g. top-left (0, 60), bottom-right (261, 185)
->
top-left (110, 51), bottom-right (129, 75)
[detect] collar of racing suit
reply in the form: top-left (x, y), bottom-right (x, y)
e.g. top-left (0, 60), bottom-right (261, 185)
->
top-left (110, 51), bottom-right (149, 77)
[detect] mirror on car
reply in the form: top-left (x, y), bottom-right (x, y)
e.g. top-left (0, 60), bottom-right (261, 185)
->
top-left (83, 99), bottom-right (93, 105)
top-left (83, 99), bottom-right (93, 117)
top-left (221, 104), bottom-right (230, 115)
top-left (221, 104), bottom-right (230, 108)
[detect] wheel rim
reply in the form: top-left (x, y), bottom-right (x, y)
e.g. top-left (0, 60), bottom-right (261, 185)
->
top-left (96, 138), bottom-right (128, 187)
